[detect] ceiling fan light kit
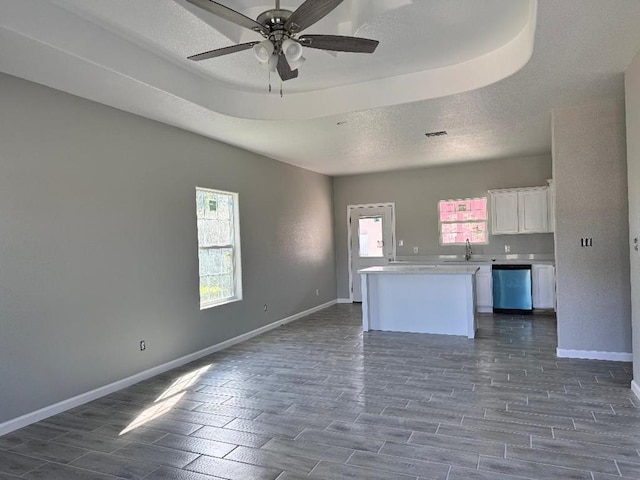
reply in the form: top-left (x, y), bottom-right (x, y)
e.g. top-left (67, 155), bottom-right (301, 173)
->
top-left (253, 40), bottom-right (275, 63)
top-left (282, 38), bottom-right (303, 62)
top-left (185, 0), bottom-right (379, 85)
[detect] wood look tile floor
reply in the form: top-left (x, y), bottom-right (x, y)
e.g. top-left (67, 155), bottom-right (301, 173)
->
top-left (1, 305), bottom-right (638, 479)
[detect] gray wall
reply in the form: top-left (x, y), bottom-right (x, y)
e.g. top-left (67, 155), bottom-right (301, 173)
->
top-left (626, 51), bottom-right (640, 377)
top-left (333, 156), bottom-right (554, 299)
top-left (0, 73), bottom-right (336, 424)
top-left (552, 101), bottom-right (631, 354)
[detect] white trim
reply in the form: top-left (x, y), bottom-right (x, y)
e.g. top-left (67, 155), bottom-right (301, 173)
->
top-left (556, 348), bottom-right (632, 362)
top-left (337, 298), bottom-right (352, 304)
top-left (347, 203), bottom-right (397, 302)
top-left (631, 380), bottom-right (640, 401)
top-left (0, 300), bottom-right (337, 436)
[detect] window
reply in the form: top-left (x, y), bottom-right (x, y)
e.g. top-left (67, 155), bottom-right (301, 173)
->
top-left (438, 197), bottom-right (488, 245)
top-left (358, 216), bottom-right (384, 258)
top-left (196, 187), bottom-right (242, 309)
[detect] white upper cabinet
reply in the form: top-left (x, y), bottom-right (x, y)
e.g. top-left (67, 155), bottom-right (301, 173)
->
top-left (489, 186), bottom-right (550, 235)
top-left (518, 188), bottom-right (548, 233)
top-left (490, 191), bottom-right (519, 234)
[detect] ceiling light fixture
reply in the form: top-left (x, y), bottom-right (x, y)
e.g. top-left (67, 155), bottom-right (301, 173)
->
top-left (253, 40), bottom-right (275, 63)
top-left (282, 38), bottom-right (305, 70)
top-left (186, 0), bottom-right (380, 85)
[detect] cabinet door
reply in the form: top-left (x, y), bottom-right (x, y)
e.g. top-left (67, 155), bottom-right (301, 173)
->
top-left (475, 266), bottom-right (493, 312)
top-left (491, 191), bottom-right (519, 235)
top-left (532, 264), bottom-right (555, 309)
top-left (518, 189), bottom-right (549, 233)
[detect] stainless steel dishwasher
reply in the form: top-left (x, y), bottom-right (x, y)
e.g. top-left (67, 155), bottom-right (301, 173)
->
top-left (492, 265), bottom-right (533, 314)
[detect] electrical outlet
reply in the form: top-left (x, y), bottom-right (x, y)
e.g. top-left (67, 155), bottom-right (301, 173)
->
top-left (413, 247), bottom-right (419, 254)
top-left (140, 340), bottom-right (146, 351)
top-left (399, 240), bottom-right (404, 247)
top-left (581, 237), bottom-right (594, 247)
top-left (504, 245), bottom-right (511, 253)
top-left (316, 289), bottom-right (319, 296)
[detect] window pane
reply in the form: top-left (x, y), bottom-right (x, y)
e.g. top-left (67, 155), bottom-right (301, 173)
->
top-left (196, 189), bottom-right (206, 219)
top-left (220, 273), bottom-right (233, 298)
top-left (440, 221), bottom-right (487, 244)
top-left (199, 276), bottom-right (212, 305)
top-left (199, 248), bottom-right (233, 276)
top-left (440, 198), bottom-right (487, 222)
top-left (358, 216), bottom-right (384, 258)
top-left (197, 218), bottom-right (232, 247)
top-left (442, 233), bottom-right (457, 245)
top-left (438, 201), bottom-right (455, 221)
top-left (471, 198), bottom-right (488, 220)
top-left (441, 223), bottom-right (457, 234)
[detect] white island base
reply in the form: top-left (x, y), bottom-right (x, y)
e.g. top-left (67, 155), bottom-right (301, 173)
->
top-left (360, 265), bottom-right (479, 339)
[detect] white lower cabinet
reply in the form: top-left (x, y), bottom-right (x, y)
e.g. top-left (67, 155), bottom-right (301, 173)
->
top-left (532, 264), bottom-right (556, 309)
top-left (475, 266), bottom-right (493, 313)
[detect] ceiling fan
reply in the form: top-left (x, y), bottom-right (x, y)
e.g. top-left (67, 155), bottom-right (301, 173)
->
top-left (185, 0), bottom-right (380, 82)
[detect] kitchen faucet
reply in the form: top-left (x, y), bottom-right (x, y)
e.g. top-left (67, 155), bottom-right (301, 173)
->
top-left (465, 239), bottom-right (472, 261)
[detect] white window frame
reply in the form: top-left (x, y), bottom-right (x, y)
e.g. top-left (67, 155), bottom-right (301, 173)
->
top-left (438, 197), bottom-right (489, 246)
top-left (196, 187), bottom-right (242, 309)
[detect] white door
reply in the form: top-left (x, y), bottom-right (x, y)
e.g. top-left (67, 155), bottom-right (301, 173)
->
top-left (349, 204), bottom-right (395, 302)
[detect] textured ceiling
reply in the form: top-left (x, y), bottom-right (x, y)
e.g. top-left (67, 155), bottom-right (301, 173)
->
top-left (47, 0), bottom-right (531, 92)
top-left (1, 0), bottom-right (640, 175)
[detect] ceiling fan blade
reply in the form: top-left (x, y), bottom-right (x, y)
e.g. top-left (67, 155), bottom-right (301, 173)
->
top-left (188, 42), bottom-right (259, 61)
top-left (285, 0), bottom-right (343, 34)
top-left (186, 0), bottom-right (269, 35)
top-left (299, 34), bottom-right (379, 53)
top-left (277, 53), bottom-right (299, 81)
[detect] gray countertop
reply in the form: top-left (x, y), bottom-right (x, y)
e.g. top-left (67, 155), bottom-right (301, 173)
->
top-left (392, 254), bottom-right (554, 266)
top-left (359, 265), bottom-right (480, 275)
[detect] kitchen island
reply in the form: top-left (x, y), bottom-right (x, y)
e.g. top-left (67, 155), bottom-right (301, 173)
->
top-left (359, 265), bottom-right (479, 338)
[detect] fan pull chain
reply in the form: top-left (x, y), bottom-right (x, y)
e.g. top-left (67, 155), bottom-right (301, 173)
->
top-left (280, 82), bottom-right (283, 98)
top-left (268, 70), bottom-right (272, 93)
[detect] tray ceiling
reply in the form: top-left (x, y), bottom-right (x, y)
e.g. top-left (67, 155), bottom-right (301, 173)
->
top-left (1, 0), bottom-right (640, 175)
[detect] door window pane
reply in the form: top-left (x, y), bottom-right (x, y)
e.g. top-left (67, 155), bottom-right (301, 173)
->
top-left (359, 216), bottom-right (384, 257)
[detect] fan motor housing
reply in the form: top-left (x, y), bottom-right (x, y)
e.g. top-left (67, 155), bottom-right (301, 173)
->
top-left (257, 9), bottom-right (293, 31)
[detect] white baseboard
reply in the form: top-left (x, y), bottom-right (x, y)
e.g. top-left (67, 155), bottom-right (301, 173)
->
top-left (337, 298), bottom-right (352, 304)
top-left (0, 300), bottom-right (337, 436)
top-left (632, 380), bottom-right (640, 401)
top-left (556, 348), bottom-right (633, 362)
top-left (477, 306), bottom-right (493, 313)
